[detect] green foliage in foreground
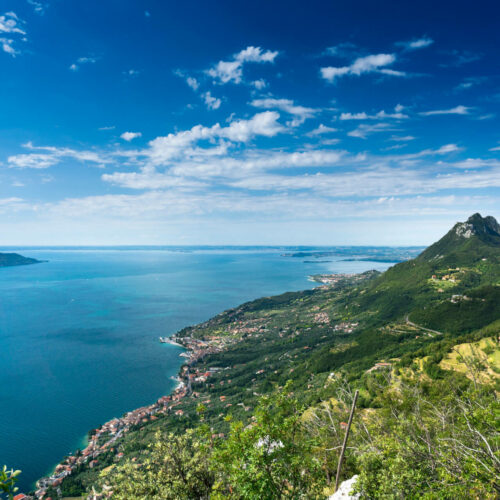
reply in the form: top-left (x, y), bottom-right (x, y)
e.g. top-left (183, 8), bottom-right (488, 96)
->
top-left (94, 364), bottom-right (499, 499)
top-left (0, 466), bottom-right (21, 500)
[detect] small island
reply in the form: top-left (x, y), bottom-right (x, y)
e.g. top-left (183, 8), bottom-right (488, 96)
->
top-left (0, 252), bottom-right (43, 268)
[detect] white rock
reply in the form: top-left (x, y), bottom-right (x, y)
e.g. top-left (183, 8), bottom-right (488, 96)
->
top-left (455, 222), bottom-right (475, 238)
top-left (328, 475), bottom-right (361, 499)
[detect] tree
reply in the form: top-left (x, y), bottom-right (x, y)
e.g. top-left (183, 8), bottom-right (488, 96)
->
top-left (95, 428), bottom-right (215, 499)
top-left (212, 382), bottom-right (324, 499)
top-left (0, 466), bottom-right (21, 500)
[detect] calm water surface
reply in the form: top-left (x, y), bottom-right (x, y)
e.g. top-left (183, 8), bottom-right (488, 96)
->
top-left (0, 248), bottom-right (394, 491)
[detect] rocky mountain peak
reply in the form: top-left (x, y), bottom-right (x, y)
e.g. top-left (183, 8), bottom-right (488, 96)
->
top-left (455, 213), bottom-right (500, 240)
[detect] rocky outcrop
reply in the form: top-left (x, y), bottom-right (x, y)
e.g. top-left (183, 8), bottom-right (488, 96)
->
top-left (328, 475), bottom-right (361, 499)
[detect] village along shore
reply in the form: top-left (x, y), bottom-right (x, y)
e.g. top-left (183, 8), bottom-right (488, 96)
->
top-left (32, 334), bottom-right (233, 499)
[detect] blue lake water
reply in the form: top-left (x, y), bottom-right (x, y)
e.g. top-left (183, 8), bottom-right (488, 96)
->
top-left (0, 248), bottom-right (396, 492)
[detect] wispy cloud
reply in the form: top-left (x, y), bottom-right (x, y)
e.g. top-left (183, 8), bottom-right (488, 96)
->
top-left (419, 105), bottom-right (471, 116)
top-left (123, 69), bottom-right (140, 78)
top-left (321, 53), bottom-right (404, 82)
top-left (8, 142), bottom-right (111, 169)
top-left (251, 79), bottom-right (267, 90)
top-left (389, 135), bottom-right (415, 142)
top-left (27, 0), bottom-right (47, 15)
top-left (306, 124), bottom-right (338, 136)
top-left (454, 76), bottom-right (487, 92)
top-left (186, 76), bottom-right (199, 91)
top-left (202, 91), bottom-right (221, 110)
top-left (207, 46), bottom-right (278, 84)
top-left (339, 105), bottom-right (408, 121)
top-left (0, 11), bottom-right (26, 56)
top-left (69, 56), bottom-right (99, 71)
top-left (441, 50), bottom-right (482, 67)
top-left (348, 122), bottom-right (398, 139)
top-left (250, 98), bottom-right (317, 126)
top-left (396, 36), bottom-right (434, 51)
top-left (323, 42), bottom-right (358, 58)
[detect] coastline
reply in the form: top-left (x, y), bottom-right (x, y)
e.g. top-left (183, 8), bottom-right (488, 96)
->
top-left (31, 272), bottom-right (365, 497)
top-left (32, 334), bottom-right (220, 498)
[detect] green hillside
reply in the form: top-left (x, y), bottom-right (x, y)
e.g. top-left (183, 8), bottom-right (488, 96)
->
top-left (28, 214), bottom-right (500, 499)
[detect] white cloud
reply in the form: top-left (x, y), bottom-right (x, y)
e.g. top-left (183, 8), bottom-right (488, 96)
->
top-left (202, 91), bottom-right (221, 110)
top-left (186, 76), bottom-right (199, 91)
top-left (0, 12), bottom-right (26, 56)
top-left (120, 132), bottom-right (142, 142)
top-left (348, 122), bottom-right (397, 139)
top-left (69, 56), bottom-right (98, 71)
top-left (397, 37), bottom-right (434, 50)
top-left (207, 46), bottom-right (278, 85)
top-left (104, 149), bottom-right (345, 189)
top-left (146, 111), bottom-right (285, 166)
top-left (250, 98), bottom-right (317, 126)
top-left (8, 142), bottom-right (111, 169)
top-left (321, 53), bottom-right (402, 82)
top-left (0, 37), bottom-right (16, 55)
top-left (252, 79), bottom-right (267, 90)
top-left (323, 42), bottom-right (357, 58)
top-left (419, 105), bottom-right (471, 116)
top-left (0, 12), bottom-right (25, 35)
top-left (434, 144), bottom-right (460, 154)
top-left (235, 46), bottom-right (278, 63)
top-left (229, 160), bottom-right (500, 198)
top-left (27, 1), bottom-right (46, 14)
top-left (102, 167), bottom-right (206, 190)
top-left (389, 135), bottom-right (415, 142)
top-left (98, 126), bottom-right (115, 131)
top-left (208, 60), bottom-right (242, 84)
top-left (339, 106), bottom-right (408, 121)
top-left (441, 50), bottom-right (482, 67)
top-left (306, 124), bottom-right (338, 136)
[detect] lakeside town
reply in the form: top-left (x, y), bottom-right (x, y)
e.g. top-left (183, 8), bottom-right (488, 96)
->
top-left (28, 270), bottom-right (371, 498)
top-left (30, 272), bottom-right (361, 499)
top-left (32, 334), bottom-right (234, 499)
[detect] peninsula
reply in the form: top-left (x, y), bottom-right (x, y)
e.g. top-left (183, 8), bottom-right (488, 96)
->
top-left (0, 252), bottom-right (43, 268)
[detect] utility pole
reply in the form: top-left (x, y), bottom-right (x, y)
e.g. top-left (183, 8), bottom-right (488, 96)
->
top-left (334, 389), bottom-right (359, 493)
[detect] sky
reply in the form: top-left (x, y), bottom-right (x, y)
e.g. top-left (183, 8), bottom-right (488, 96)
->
top-left (0, 0), bottom-right (499, 245)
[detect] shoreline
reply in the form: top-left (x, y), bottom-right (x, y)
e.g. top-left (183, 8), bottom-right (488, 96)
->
top-left (32, 334), bottom-right (221, 498)
top-left (31, 274), bottom-right (362, 497)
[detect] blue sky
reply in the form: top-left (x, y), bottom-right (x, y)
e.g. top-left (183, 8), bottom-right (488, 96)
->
top-left (1, 0), bottom-right (499, 245)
